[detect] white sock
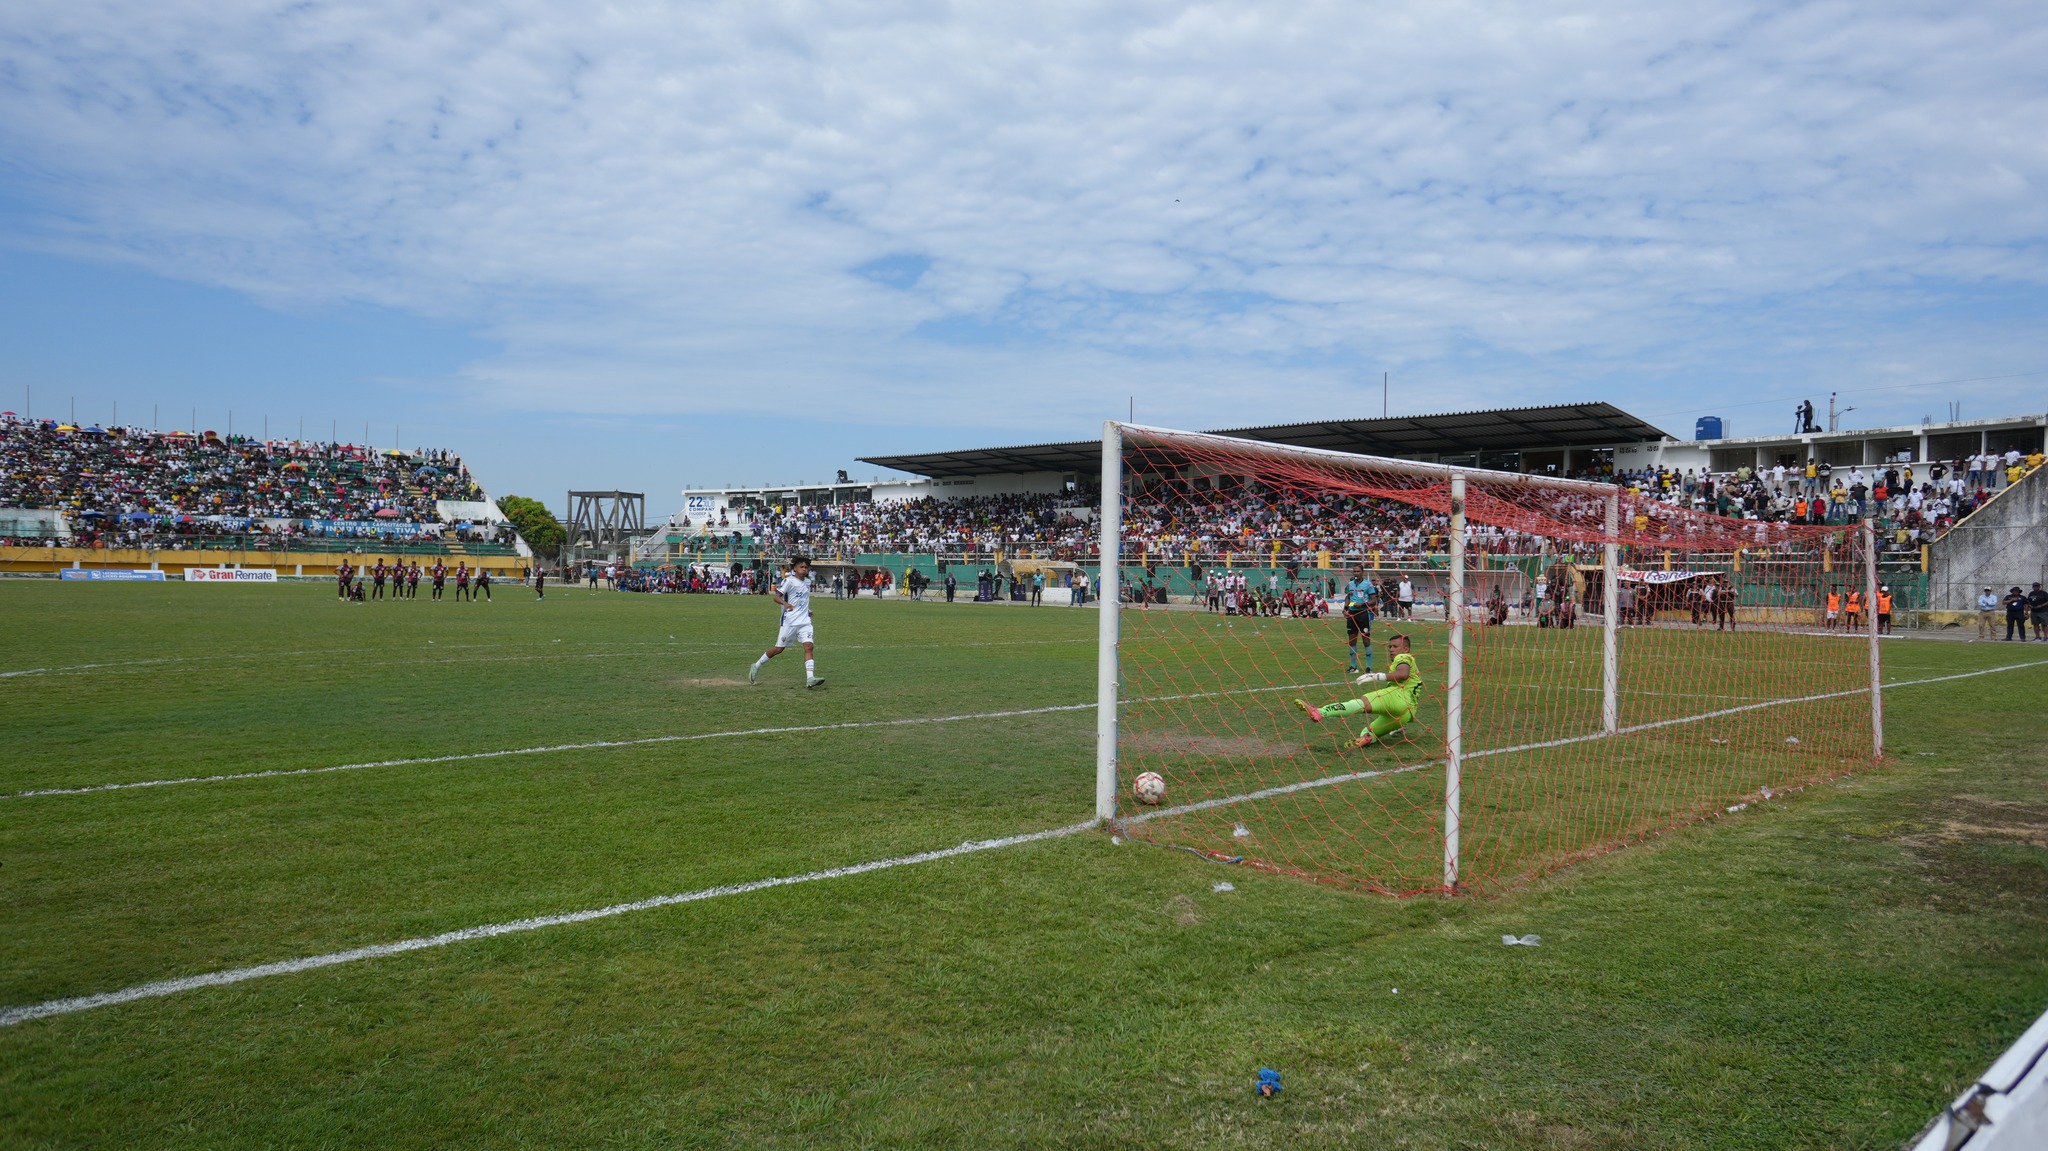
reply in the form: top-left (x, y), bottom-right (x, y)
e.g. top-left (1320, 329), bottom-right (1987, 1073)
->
top-left (753, 654), bottom-right (769, 671)
top-left (805, 659), bottom-right (816, 678)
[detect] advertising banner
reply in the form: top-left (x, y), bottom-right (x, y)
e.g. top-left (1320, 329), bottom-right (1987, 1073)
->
top-left (1617, 569), bottom-right (1717, 584)
top-left (59, 569), bottom-right (166, 582)
top-left (184, 568), bottom-right (280, 583)
top-left (308, 519), bottom-right (442, 538)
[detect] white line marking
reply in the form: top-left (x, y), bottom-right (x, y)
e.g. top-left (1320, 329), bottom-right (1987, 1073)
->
top-left (0, 820), bottom-right (1098, 1028)
top-left (0, 637), bottom-right (1090, 680)
top-left (2, 705), bottom-right (1093, 799)
top-left (6, 659), bottom-right (2043, 1027)
top-left (2, 679), bottom-right (1348, 800)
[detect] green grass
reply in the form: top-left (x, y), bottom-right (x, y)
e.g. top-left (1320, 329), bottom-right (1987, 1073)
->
top-left (1, 581), bottom-right (2045, 1148)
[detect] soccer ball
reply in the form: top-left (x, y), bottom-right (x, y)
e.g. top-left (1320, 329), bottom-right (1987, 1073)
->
top-left (1133, 771), bottom-right (1166, 805)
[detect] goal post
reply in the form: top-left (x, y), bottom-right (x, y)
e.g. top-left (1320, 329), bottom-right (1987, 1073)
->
top-left (1095, 420), bottom-right (1122, 822)
top-left (1098, 421), bottom-right (1880, 894)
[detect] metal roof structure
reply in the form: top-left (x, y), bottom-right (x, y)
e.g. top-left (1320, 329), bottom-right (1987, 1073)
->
top-left (858, 402), bottom-right (1670, 480)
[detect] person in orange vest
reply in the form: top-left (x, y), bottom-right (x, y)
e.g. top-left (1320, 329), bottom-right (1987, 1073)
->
top-left (1876, 585), bottom-right (1894, 635)
top-left (1794, 497), bottom-right (1808, 522)
top-left (1825, 585), bottom-right (1842, 631)
top-left (1845, 588), bottom-right (1862, 631)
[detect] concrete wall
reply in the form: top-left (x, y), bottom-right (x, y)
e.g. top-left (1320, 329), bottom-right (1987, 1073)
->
top-left (1928, 466), bottom-right (2048, 611)
top-left (1611, 440), bottom-right (1711, 473)
top-left (869, 471), bottom-right (1074, 503)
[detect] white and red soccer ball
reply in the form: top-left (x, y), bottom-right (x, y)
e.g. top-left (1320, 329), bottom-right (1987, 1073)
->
top-left (1133, 771), bottom-right (1167, 805)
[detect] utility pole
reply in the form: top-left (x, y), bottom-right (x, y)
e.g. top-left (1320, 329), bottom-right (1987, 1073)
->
top-left (1383, 371), bottom-right (1389, 418)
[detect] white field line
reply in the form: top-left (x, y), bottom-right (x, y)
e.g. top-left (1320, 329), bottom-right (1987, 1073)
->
top-left (0, 820), bottom-right (1099, 1028)
top-left (4, 659), bottom-right (2043, 1028)
top-left (2, 705), bottom-right (1089, 799)
top-left (0, 637), bottom-right (1089, 680)
top-left (3, 679), bottom-right (1349, 801)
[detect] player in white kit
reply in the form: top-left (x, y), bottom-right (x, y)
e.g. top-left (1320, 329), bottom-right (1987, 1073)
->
top-left (749, 556), bottom-right (824, 688)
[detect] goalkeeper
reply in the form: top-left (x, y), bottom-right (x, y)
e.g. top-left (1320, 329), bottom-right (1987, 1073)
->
top-left (1295, 634), bottom-right (1423, 748)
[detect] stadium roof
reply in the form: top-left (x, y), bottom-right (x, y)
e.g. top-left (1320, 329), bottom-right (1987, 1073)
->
top-left (858, 402), bottom-right (1671, 480)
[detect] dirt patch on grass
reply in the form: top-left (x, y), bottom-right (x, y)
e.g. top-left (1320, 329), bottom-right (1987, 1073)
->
top-left (1896, 795), bottom-right (2048, 896)
top-left (675, 677), bottom-right (751, 688)
top-left (1129, 731), bottom-right (1300, 761)
top-left (1900, 796), bottom-right (2048, 850)
top-left (1161, 894), bottom-right (1201, 926)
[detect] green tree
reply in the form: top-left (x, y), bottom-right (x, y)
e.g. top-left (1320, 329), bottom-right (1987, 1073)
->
top-left (496, 495), bottom-right (566, 559)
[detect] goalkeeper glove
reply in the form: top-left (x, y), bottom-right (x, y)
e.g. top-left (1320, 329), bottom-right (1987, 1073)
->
top-left (1354, 671), bottom-right (1388, 686)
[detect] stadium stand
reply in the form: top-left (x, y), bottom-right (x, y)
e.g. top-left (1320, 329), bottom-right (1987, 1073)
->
top-left (0, 414), bottom-right (525, 577)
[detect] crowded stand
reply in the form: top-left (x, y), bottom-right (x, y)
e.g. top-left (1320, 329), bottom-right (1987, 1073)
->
top-left (1, 414), bottom-right (505, 549)
top-left (661, 444), bottom-right (2042, 569)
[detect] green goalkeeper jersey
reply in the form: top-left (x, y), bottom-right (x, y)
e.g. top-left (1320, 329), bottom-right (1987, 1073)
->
top-left (1385, 652), bottom-right (1424, 708)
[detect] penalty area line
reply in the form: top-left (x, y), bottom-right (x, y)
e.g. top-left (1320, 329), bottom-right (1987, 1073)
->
top-left (6, 679), bottom-right (1353, 802)
top-left (0, 820), bottom-right (1099, 1028)
top-left (2, 704), bottom-right (1095, 800)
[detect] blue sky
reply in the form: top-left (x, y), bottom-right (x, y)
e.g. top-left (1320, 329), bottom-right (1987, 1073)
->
top-left (3, 1), bottom-right (2046, 514)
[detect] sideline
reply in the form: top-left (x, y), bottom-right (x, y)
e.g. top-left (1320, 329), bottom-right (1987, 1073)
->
top-left (3, 659), bottom-right (2043, 1026)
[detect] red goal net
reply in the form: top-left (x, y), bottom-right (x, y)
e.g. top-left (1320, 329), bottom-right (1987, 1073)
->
top-left (1103, 424), bottom-right (1879, 895)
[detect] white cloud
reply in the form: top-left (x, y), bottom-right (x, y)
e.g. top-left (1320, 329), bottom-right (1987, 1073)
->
top-left (1, 0), bottom-right (2045, 433)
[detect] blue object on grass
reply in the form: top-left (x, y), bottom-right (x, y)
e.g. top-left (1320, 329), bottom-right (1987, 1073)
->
top-left (1256, 1068), bottom-right (1282, 1097)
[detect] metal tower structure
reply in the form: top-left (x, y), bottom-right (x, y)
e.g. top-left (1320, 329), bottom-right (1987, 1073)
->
top-left (564, 490), bottom-right (646, 564)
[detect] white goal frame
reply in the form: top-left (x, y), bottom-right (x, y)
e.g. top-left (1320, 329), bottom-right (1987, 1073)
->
top-left (1094, 420), bottom-right (1883, 890)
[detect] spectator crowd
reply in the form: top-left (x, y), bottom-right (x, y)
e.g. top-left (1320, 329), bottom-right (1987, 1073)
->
top-left (2, 414), bottom-right (492, 547)
top-left (658, 444), bottom-right (2043, 569)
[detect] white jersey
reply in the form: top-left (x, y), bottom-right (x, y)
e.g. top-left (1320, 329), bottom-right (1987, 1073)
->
top-left (779, 573), bottom-right (813, 622)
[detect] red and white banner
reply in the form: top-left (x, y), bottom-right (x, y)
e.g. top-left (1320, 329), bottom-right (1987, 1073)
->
top-left (183, 568), bottom-right (279, 583)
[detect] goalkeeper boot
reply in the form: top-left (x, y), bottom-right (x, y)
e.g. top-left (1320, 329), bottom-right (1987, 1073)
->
top-left (1293, 699), bottom-right (1323, 723)
top-left (1350, 732), bottom-right (1377, 749)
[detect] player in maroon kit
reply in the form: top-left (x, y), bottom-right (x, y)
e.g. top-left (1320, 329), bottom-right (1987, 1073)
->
top-left (431, 560), bottom-right (447, 600)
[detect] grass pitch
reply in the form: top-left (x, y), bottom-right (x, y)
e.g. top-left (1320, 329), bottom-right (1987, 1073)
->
top-left (1, 580), bottom-right (2045, 1148)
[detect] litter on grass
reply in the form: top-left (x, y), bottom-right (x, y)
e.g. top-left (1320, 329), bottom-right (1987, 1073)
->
top-left (1502, 934), bottom-right (1541, 947)
top-left (1213, 881), bottom-right (1236, 893)
top-left (1232, 824), bottom-right (1251, 839)
top-left (1727, 803), bottom-right (1749, 813)
top-left (1760, 785), bottom-right (1775, 799)
top-left (1785, 736), bottom-right (1802, 744)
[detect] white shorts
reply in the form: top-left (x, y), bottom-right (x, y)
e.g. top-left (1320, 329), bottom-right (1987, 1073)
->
top-left (776, 617), bottom-right (815, 648)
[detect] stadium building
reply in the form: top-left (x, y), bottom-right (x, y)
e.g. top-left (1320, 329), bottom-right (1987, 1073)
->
top-left (674, 402), bottom-right (1675, 523)
top-left (648, 401), bottom-right (2047, 620)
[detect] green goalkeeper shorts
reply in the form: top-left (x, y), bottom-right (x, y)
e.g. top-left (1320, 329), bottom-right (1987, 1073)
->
top-left (1364, 686), bottom-right (1415, 722)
